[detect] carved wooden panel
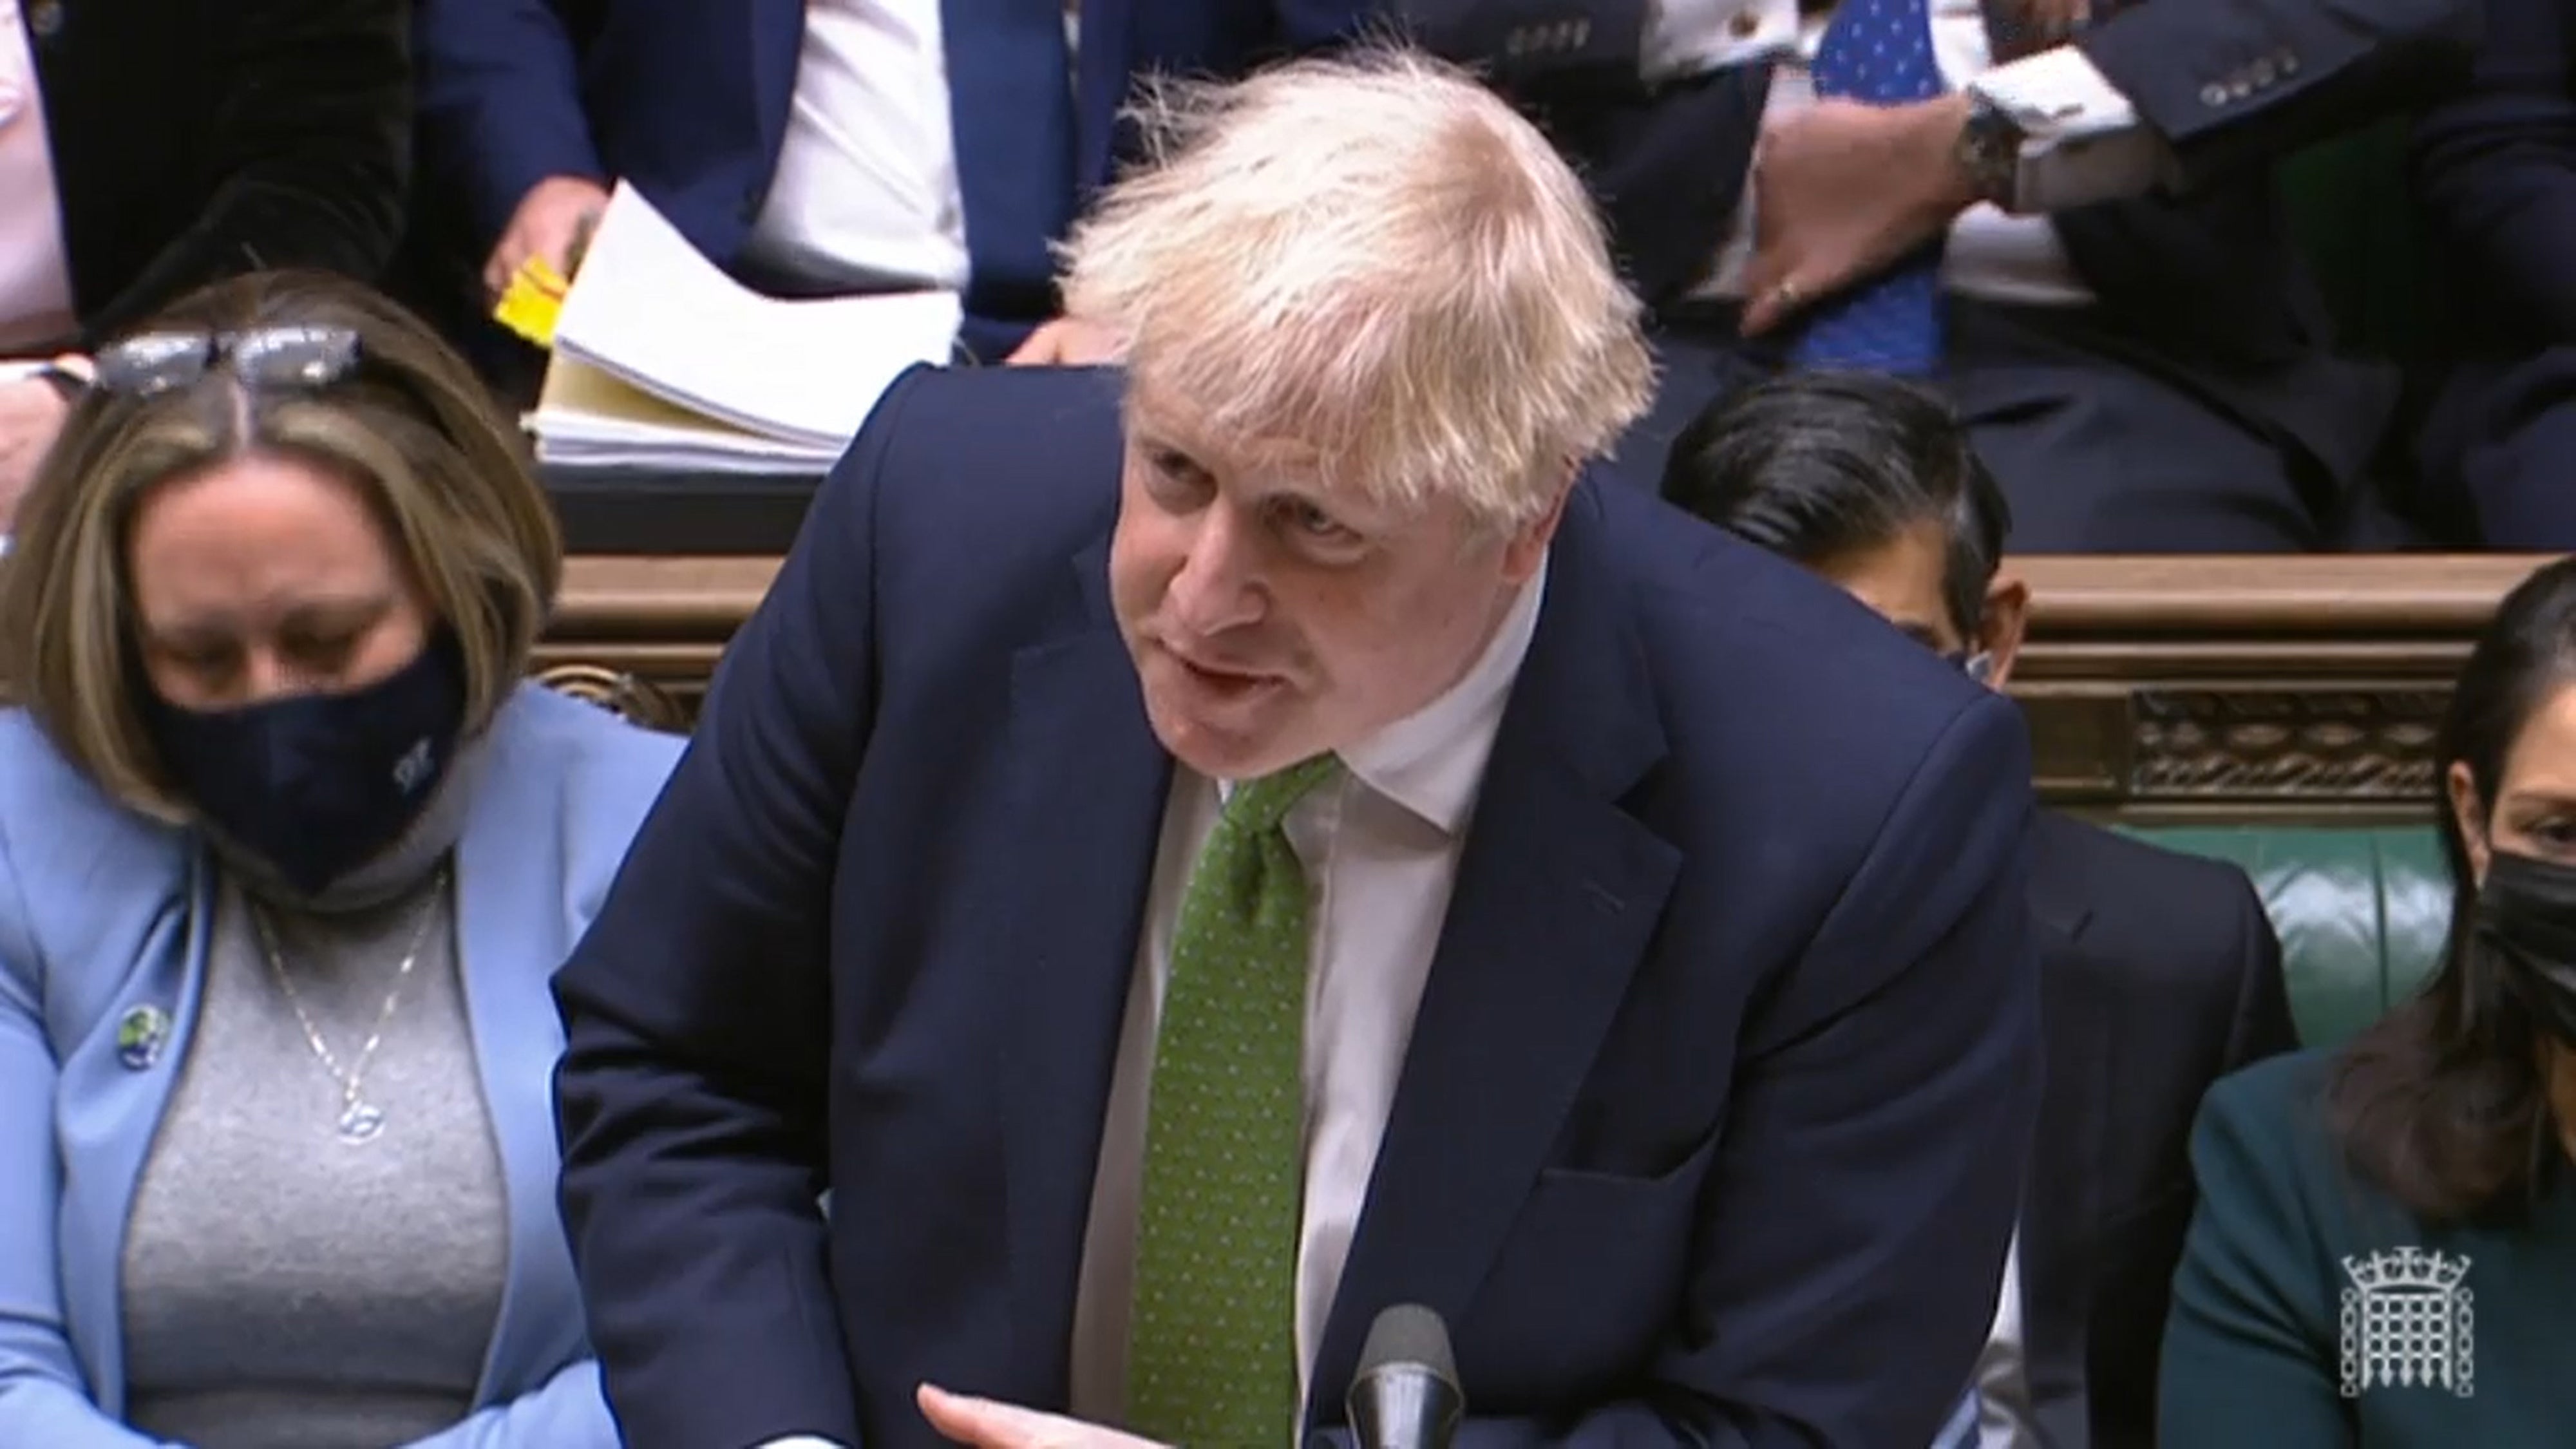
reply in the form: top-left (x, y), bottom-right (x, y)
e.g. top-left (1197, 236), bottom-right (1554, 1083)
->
top-left (2127, 688), bottom-right (2447, 800)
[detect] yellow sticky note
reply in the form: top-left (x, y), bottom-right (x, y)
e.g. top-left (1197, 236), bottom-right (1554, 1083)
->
top-left (491, 256), bottom-right (572, 349)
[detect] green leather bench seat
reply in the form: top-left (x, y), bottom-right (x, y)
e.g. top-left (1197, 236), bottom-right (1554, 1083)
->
top-left (2127, 826), bottom-right (2451, 1047)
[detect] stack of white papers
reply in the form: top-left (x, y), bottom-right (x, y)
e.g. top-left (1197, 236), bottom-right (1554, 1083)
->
top-left (530, 182), bottom-right (963, 473)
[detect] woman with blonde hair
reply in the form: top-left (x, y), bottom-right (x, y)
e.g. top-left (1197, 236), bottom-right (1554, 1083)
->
top-left (0, 270), bottom-right (676, 1447)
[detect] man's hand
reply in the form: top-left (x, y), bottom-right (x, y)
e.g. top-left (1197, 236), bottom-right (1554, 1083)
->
top-left (483, 175), bottom-right (614, 303)
top-left (1739, 93), bottom-right (1982, 337)
top-left (0, 375), bottom-right (73, 528)
top-left (1005, 316), bottom-right (1124, 367)
top-left (917, 1384), bottom-right (1168, 1449)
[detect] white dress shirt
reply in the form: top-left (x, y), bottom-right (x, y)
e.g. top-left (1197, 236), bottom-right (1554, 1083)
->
top-left (1068, 567), bottom-right (1548, 1432)
top-left (0, 0), bottom-right (75, 353)
top-left (1645, 0), bottom-right (2170, 305)
top-left (1970, 1231), bottom-right (2041, 1448)
top-left (761, 569), bottom-right (1546, 1449)
top-left (740, 0), bottom-right (974, 296)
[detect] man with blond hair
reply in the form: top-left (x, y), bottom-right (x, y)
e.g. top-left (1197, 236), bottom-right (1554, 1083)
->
top-left (553, 48), bottom-right (2041, 1449)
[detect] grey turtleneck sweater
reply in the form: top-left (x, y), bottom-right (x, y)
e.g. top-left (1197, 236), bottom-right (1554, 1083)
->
top-left (120, 748), bottom-right (509, 1449)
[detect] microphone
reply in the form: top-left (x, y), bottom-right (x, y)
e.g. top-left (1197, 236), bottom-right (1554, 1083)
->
top-left (1346, 1303), bottom-right (1464, 1449)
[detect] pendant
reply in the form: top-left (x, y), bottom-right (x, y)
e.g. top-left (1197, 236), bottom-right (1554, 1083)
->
top-left (337, 1100), bottom-right (386, 1145)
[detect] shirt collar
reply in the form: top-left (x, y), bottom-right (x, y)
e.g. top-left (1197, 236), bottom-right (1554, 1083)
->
top-left (1334, 555), bottom-right (1547, 837)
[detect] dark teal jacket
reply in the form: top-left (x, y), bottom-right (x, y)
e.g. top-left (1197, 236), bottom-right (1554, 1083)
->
top-left (2161, 1048), bottom-right (2576, 1446)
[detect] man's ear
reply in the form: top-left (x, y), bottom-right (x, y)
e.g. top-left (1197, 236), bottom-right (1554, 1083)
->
top-left (1501, 460), bottom-right (1578, 585)
top-left (1973, 575), bottom-right (2031, 690)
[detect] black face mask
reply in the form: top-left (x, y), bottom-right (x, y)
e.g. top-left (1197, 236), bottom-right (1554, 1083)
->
top-left (2472, 848), bottom-right (2576, 1047)
top-left (142, 634), bottom-right (468, 896)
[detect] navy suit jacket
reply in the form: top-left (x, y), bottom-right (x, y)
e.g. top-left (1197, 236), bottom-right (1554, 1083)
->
top-left (415, 0), bottom-right (1363, 356)
top-left (552, 365), bottom-right (2045, 1449)
top-left (2018, 812), bottom-right (2297, 1449)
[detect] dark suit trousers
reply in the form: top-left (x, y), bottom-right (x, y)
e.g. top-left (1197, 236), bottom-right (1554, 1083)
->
top-left (1619, 298), bottom-right (2411, 552)
top-left (2417, 346), bottom-right (2576, 548)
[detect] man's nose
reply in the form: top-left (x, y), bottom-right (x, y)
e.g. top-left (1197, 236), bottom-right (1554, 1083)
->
top-left (1164, 507), bottom-right (1265, 635)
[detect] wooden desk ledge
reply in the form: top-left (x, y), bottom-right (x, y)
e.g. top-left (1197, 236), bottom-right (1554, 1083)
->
top-left (543, 554), bottom-right (2557, 821)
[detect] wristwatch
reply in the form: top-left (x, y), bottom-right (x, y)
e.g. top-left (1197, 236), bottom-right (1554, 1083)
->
top-left (1955, 92), bottom-right (2027, 211)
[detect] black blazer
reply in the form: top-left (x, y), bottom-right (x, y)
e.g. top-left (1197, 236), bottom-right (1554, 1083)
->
top-left (2018, 810), bottom-right (2297, 1449)
top-left (24, 0), bottom-right (411, 347)
top-left (1402, 0), bottom-right (2476, 366)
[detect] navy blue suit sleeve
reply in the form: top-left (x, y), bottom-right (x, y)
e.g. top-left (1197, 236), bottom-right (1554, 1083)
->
top-left (550, 376), bottom-right (933, 1449)
top-left (2412, 0), bottom-right (2576, 343)
top-left (1327, 690), bottom-right (2040, 1448)
top-left (1266, 0), bottom-right (1381, 48)
top-left (2074, 0), bottom-right (2476, 188)
top-left (1390, 0), bottom-right (1651, 86)
top-left (415, 0), bottom-right (609, 247)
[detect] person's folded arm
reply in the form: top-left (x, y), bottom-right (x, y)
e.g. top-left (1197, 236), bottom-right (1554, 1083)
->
top-left (415, 0), bottom-right (611, 250)
top-left (2155, 1075), bottom-right (2354, 1447)
top-left (551, 373), bottom-right (954, 1449)
top-left (1949, 0), bottom-right (2487, 218)
top-left (0, 829), bottom-right (170, 1446)
top-left (1312, 691), bottom-right (2041, 1448)
top-left (80, 0), bottom-right (411, 345)
top-left (2066, 0), bottom-right (2478, 192)
top-left (2410, 0), bottom-right (2576, 342)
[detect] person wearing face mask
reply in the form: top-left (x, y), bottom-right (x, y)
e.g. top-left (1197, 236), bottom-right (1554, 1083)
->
top-left (2155, 554), bottom-right (2576, 1445)
top-left (1660, 371), bottom-right (2298, 1449)
top-left (0, 270), bottom-right (683, 1449)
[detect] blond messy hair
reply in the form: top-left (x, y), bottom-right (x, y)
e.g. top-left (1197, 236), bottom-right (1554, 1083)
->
top-left (1059, 45), bottom-right (1655, 531)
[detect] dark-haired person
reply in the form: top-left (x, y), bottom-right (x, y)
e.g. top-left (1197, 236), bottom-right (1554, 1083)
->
top-left (1663, 372), bottom-right (2297, 1449)
top-left (2159, 553), bottom-right (2576, 1444)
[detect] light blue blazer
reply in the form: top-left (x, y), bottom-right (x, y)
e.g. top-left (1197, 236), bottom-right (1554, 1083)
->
top-left (0, 684), bottom-right (683, 1448)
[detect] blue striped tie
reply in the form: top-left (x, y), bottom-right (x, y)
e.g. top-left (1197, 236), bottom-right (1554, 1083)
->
top-left (1786, 0), bottom-right (1949, 372)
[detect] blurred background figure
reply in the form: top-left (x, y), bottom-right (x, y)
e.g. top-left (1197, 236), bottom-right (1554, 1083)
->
top-left (1402, 0), bottom-right (2474, 551)
top-left (0, 0), bottom-right (410, 521)
top-left (408, 0), bottom-right (1366, 393)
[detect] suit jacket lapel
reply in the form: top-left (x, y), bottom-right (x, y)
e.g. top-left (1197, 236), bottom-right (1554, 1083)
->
top-left (997, 541), bottom-right (1175, 1402)
top-left (1310, 486), bottom-right (1681, 1415)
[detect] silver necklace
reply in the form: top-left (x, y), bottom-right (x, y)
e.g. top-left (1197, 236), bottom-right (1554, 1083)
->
top-left (251, 868), bottom-right (449, 1146)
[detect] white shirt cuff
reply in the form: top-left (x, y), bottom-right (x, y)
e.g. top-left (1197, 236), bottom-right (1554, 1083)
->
top-left (755, 1439), bottom-right (848, 1448)
top-left (1968, 45), bottom-right (2170, 213)
top-left (1642, 0), bottom-right (1800, 82)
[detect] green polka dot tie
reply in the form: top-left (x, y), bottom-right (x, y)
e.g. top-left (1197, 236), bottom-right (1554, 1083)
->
top-left (1126, 754), bottom-right (1339, 1448)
